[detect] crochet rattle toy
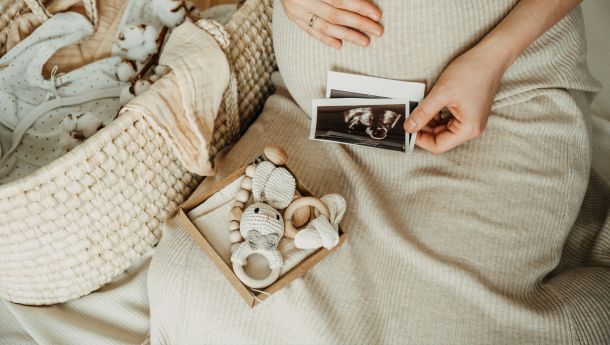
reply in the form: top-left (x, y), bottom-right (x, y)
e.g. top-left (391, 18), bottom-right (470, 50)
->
top-left (229, 146), bottom-right (296, 289)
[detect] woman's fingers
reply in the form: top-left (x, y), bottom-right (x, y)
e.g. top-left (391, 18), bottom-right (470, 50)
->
top-left (405, 81), bottom-right (486, 153)
top-left (404, 87), bottom-right (449, 133)
top-left (311, 16), bottom-right (371, 47)
top-left (282, 0), bottom-right (383, 48)
top-left (415, 118), bottom-right (471, 154)
top-left (314, 1), bottom-right (383, 37)
top-left (321, 0), bottom-right (382, 21)
top-left (294, 19), bottom-right (342, 49)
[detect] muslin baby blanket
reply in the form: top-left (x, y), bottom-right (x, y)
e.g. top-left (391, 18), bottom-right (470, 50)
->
top-left (121, 21), bottom-right (231, 176)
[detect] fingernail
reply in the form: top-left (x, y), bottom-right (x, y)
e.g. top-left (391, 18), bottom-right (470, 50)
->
top-left (405, 119), bottom-right (417, 131)
top-left (369, 29), bottom-right (382, 37)
top-left (368, 12), bottom-right (380, 21)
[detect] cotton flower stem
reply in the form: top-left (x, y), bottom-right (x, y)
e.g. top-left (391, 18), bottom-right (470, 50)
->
top-left (134, 26), bottom-right (169, 81)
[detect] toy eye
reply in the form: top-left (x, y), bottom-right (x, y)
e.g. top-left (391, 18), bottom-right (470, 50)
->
top-left (275, 214), bottom-right (280, 220)
top-left (254, 208), bottom-right (259, 213)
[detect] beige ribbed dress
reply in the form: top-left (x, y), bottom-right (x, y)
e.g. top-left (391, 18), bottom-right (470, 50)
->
top-left (148, 1), bottom-right (610, 344)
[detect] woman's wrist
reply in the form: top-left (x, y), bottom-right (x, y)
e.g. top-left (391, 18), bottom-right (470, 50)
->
top-left (473, 33), bottom-right (518, 75)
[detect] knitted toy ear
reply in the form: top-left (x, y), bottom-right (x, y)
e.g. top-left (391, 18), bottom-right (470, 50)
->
top-left (251, 161), bottom-right (296, 209)
top-left (264, 168), bottom-right (296, 209)
top-left (252, 161), bottom-right (275, 201)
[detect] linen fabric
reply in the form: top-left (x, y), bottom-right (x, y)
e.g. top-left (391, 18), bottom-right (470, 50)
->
top-left (146, 1), bottom-right (610, 343)
top-left (151, 81), bottom-right (610, 344)
top-left (0, 251), bottom-right (151, 345)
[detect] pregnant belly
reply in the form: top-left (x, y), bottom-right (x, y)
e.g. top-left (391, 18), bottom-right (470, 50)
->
top-left (272, 0), bottom-right (518, 116)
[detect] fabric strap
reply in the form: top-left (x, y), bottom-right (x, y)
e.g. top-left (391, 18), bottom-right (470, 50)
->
top-left (0, 86), bottom-right (124, 167)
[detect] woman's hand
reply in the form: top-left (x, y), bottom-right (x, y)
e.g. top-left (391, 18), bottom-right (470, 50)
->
top-left (404, 44), bottom-right (512, 154)
top-left (279, 0), bottom-right (383, 49)
top-left (404, 0), bottom-right (583, 154)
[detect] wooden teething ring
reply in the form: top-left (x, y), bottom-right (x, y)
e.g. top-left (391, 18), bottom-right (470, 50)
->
top-left (232, 259), bottom-right (281, 289)
top-left (284, 197), bottom-right (330, 239)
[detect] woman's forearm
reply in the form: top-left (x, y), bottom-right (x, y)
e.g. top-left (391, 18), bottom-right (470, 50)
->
top-left (476, 0), bottom-right (583, 70)
top-left (405, 0), bottom-right (583, 153)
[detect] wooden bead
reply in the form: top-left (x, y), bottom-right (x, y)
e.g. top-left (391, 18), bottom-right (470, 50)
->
top-left (264, 145), bottom-right (288, 166)
top-left (240, 176), bottom-right (252, 190)
top-left (230, 220), bottom-right (240, 231)
top-left (233, 201), bottom-right (244, 209)
top-left (229, 230), bottom-right (243, 243)
top-left (245, 164), bottom-right (257, 177)
top-left (235, 189), bottom-right (249, 203)
top-left (231, 207), bottom-right (243, 220)
top-left (231, 243), bottom-right (240, 253)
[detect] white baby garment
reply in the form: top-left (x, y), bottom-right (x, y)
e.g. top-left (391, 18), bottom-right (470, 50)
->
top-left (0, 12), bottom-right (126, 183)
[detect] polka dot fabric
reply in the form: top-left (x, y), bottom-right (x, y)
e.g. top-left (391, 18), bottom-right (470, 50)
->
top-left (0, 12), bottom-right (126, 184)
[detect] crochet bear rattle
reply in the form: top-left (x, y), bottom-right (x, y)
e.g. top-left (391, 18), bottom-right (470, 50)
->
top-left (229, 146), bottom-right (345, 289)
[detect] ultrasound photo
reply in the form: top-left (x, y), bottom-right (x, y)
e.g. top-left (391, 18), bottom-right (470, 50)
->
top-left (311, 99), bottom-right (411, 152)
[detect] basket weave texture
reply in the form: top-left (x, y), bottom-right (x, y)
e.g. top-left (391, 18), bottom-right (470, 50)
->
top-left (0, 0), bottom-right (47, 55)
top-left (0, 0), bottom-right (276, 305)
top-left (0, 0), bottom-right (98, 55)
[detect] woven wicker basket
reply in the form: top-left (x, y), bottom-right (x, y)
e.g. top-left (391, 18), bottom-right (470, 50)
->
top-left (0, 0), bottom-right (276, 305)
top-left (0, 0), bottom-right (98, 55)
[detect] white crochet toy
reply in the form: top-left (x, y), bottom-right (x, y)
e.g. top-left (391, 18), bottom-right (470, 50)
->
top-left (230, 147), bottom-right (296, 289)
top-left (231, 202), bottom-right (284, 268)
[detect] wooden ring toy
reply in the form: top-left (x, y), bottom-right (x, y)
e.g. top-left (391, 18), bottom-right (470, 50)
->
top-left (232, 253), bottom-right (282, 289)
top-left (284, 197), bottom-right (330, 239)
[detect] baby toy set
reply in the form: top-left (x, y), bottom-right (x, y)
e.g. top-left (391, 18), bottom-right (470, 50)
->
top-left (170, 145), bottom-right (347, 307)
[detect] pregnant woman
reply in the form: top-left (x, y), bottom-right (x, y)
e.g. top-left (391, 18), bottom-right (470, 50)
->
top-left (148, 0), bottom-right (610, 343)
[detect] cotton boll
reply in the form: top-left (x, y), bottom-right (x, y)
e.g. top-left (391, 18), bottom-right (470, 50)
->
top-left (60, 114), bottom-right (78, 132)
top-left (119, 85), bottom-right (136, 105)
top-left (134, 79), bottom-right (151, 95)
top-left (116, 60), bottom-right (137, 81)
top-left (154, 64), bottom-right (169, 77)
top-left (142, 25), bottom-right (159, 51)
top-left (117, 25), bottom-right (159, 62)
top-left (152, 0), bottom-right (186, 28)
top-left (59, 131), bottom-right (82, 151)
top-left (149, 74), bottom-right (160, 82)
top-left (76, 112), bottom-right (104, 138)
